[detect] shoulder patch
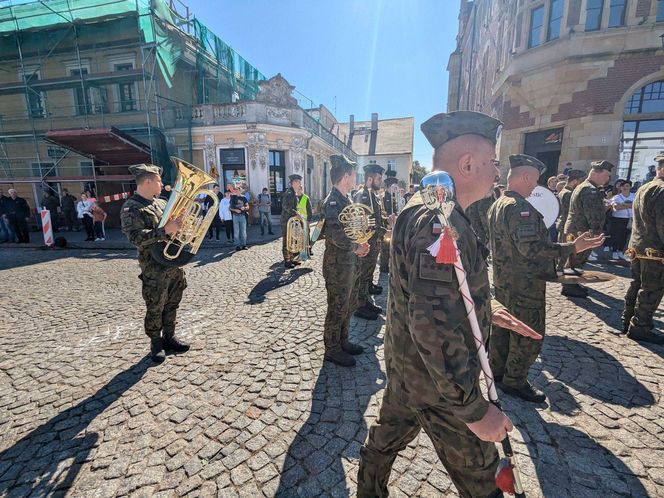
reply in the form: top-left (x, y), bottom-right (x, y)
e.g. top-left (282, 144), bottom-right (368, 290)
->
top-left (329, 201), bottom-right (337, 206)
top-left (520, 211), bottom-right (530, 217)
top-left (123, 207), bottom-right (130, 212)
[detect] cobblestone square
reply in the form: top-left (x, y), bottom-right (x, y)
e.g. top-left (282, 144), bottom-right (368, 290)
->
top-left (0, 240), bottom-right (662, 497)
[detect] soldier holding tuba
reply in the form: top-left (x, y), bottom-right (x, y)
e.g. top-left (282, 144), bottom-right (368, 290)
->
top-left (379, 169), bottom-right (400, 273)
top-left (281, 174), bottom-right (303, 268)
top-left (121, 163), bottom-right (192, 363)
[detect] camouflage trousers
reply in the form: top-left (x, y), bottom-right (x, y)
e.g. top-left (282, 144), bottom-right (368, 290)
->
top-left (322, 252), bottom-right (357, 353)
top-left (357, 387), bottom-right (500, 498)
top-left (282, 233), bottom-right (297, 263)
top-left (140, 268), bottom-right (187, 339)
top-left (357, 236), bottom-right (381, 305)
top-left (622, 258), bottom-right (664, 336)
top-left (489, 296), bottom-right (545, 388)
top-left (379, 234), bottom-right (390, 273)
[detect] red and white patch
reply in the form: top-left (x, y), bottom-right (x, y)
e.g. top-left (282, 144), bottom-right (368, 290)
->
top-left (520, 211), bottom-right (530, 217)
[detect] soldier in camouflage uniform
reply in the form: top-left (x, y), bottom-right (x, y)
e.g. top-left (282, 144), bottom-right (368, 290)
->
top-left (280, 174), bottom-right (301, 269)
top-left (379, 172), bottom-right (400, 273)
top-left (555, 169), bottom-right (586, 272)
top-left (488, 155), bottom-right (604, 403)
top-left (621, 157), bottom-right (664, 345)
top-left (358, 111), bottom-right (543, 498)
top-left (562, 160), bottom-right (613, 298)
top-left (466, 194), bottom-right (494, 247)
top-left (320, 155), bottom-right (370, 367)
top-left (353, 164), bottom-right (386, 320)
top-left (121, 164), bottom-right (190, 363)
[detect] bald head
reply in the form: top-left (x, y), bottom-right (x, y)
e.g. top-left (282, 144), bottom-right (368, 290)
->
top-left (432, 134), bottom-right (499, 209)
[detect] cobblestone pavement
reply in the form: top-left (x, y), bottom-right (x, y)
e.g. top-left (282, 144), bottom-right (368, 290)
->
top-left (0, 241), bottom-right (662, 498)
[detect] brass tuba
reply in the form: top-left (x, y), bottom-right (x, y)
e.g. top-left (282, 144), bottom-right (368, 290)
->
top-left (150, 157), bottom-right (219, 267)
top-left (286, 215), bottom-right (306, 254)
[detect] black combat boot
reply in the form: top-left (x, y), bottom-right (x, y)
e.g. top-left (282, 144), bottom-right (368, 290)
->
top-left (324, 350), bottom-right (356, 367)
top-left (368, 283), bottom-right (383, 295)
top-left (341, 341), bottom-right (364, 355)
top-left (627, 329), bottom-right (664, 345)
top-left (163, 335), bottom-right (190, 353)
top-left (365, 301), bottom-right (383, 314)
top-left (354, 306), bottom-right (378, 320)
top-left (561, 284), bottom-right (588, 298)
top-left (150, 337), bottom-right (166, 363)
top-left (500, 382), bottom-right (546, 403)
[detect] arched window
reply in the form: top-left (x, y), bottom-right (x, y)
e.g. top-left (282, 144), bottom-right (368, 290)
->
top-left (620, 81), bottom-right (664, 182)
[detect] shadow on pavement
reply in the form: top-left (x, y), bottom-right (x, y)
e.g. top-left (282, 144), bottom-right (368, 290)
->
top-left (274, 332), bottom-right (386, 496)
top-left (506, 381), bottom-right (648, 498)
top-left (0, 357), bottom-right (152, 496)
top-left (246, 266), bottom-right (313, 304)
top-left (541, 336), bottom-right (655, 407)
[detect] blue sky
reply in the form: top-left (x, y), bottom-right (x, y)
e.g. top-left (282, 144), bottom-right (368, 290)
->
top-left (185, 0), bottom-right (459, 170)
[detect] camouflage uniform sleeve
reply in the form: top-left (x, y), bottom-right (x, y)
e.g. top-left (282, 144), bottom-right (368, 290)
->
top-left (121, 206), bottom-right (167, 249)
top-left (324, 200), bottom-right (358, 252)
top-left (405, 219), bottom-right (488, 423)
top-left (580, 187), bottom-right (606, 233)
top-left (656, 190), bottom-right (664, 247)
top-left (281, 190), bottom-right (297, 220)
top-left (507, 203), bottom-right (575, 260)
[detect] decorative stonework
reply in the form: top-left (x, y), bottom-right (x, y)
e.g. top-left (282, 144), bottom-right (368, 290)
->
top-left (266, 106), bottom-right (290, 120)
top-left (226, 138), bottom-right (235, 148)
top-left (256, 73), bottom-right (298, 107)
top-left (290, 136), bottom-right (306, 173)
top-left (213, 103), bottom-right (245, 120)
top-left (246, 132), bottom-right (268, 171)
top-left (204, 135), bottom-right (217, 176)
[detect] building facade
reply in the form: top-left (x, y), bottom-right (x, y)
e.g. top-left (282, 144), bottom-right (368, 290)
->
top-left (336, 114), bottom-right (414, 186)
top-left (448, 0), bottom-right (664, 183)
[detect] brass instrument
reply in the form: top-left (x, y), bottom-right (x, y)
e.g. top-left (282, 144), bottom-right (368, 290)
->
top-left (286, 214), bottom-right (309, 261)
top-left (382, 187), bottom-right (402, 244)
top-left (338, 203), bottom-right (375, 244)
top-left (625, 247), bottom-right (664, 263)
top-left (150, 157), bottom-right (219, 267)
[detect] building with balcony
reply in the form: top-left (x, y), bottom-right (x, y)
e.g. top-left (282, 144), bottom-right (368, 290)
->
top-left (448, 0), bottom-right (664, 184)
top-left (0, 0), bottom-right (354, 226)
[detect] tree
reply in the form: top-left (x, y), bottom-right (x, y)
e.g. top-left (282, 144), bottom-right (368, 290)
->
top-left (411, 160), bottom-right (429, 185)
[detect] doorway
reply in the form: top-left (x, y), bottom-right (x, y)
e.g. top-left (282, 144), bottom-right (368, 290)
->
top-left (269, 150), bottom-right (285, 215)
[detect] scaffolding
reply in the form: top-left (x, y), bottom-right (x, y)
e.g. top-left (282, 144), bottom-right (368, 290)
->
top-left (0, 0), bottom-right (266, 223)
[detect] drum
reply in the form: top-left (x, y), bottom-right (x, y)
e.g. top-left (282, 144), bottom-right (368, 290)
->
top-left (526, 185), bottom-right (560, 229)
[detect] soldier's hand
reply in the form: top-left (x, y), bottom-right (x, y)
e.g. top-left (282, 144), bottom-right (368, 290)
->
top-left (466, 404), bottom-right (513, 443)
top-left (164, 216), bottom-right (183, 235)
top-left (355, 242), bottom-right (370, 257)
top-left (573, 231), bottom-right (605, 253)
top-left (492, 309), bottom-right (542, 340)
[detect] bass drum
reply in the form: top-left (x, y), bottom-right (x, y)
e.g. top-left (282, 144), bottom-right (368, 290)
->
top-left (526, 185), bottom-right (560, 229)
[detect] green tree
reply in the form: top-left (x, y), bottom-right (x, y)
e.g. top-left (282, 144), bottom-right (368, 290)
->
top-left (411, 160), bottom-right (429, 184)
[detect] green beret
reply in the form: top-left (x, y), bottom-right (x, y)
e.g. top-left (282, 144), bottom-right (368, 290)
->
top-left (590, 160), bottom-right (615, 172)
top-left (567, 169), bottom-right (586, 181)
top-left (363, 163), bottom-right (385, 175)
top-left (288, 174), bottom-right (302, 182)
top-left (654, 154), bottom-right (664, 164)
top-left (384, 177), bottom-right (399, 187)
top-left (508, 154), bottom-right (547, 175)
top-left (421, 111), bottom-right (503, 150)
top-left (128, 163), bottom-right (162, 177)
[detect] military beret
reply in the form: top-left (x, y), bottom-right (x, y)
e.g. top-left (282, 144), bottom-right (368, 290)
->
top-left (363, 163), bottom-right (385, 175)
top-left (288, 174), bottom-right (302, 182)
top-left (654, 154), bottom-right (664, 164)
top-left (421, 111), bottom-right (503, 150)
top-left (330, 155), bottom-right (356, 169)
top-left (385, 168), bottom-right (397, 178)
top-left (129, 163), bottom-right (162, 177)
top-left (384, 177), bottom-right (399, 187)
top-left (508, 154), bottom-right (547, 175)
top-left (590, 160), bottom-right (615, 172)
top-left (567, 169), bottom-right (586, 181)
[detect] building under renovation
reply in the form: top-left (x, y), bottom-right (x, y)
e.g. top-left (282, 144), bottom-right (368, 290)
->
top-left (0, 0), bottom-right (355, 227)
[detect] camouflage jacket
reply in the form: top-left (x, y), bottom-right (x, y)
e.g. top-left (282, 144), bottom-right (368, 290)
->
top-left (321, 186), bottom-right (358, 261)
top-left (353, 186), bottom-right (385, 239)
top-left (556, 186), bottom-right (574, 232)
top-left (120, 194), bottom-right (171, 274)
top-left (466, 196), bottom-right (493, 246)
top-left (629, 177), bottom-right (664, 253)
top-left (384, 192), bottom-right (499, 423)
top-left (280, 187), bottom-right (297, 223)
top-left (489, 191), bottom-right (575, 305)
top-left (564, 178), bottom-right (606, 235)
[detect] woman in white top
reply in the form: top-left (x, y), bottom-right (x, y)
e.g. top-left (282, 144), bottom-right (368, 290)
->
top-left (76, 192), bottom-right (95, 241)
top-left (609, 180), bottom-right (635, 260)
top-left (219, 189), bottom-right (234, 242)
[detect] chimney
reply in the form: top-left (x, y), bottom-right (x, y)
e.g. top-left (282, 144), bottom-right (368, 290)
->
top-left (347, 115), bottom-right (355, 147)
top-left (349, 114), bottom-right (354, 133)
top-left (369, 113), bottom-right (378, 156)
top-left (371, 113), bottom-right (378, 131)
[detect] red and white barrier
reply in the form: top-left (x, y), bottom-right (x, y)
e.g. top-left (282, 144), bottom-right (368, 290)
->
top-left (41, 208), bottom-right (54, 246)
top-left (99, 191), bottom-right (133, 204)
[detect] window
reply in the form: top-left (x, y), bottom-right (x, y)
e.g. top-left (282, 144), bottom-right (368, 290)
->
top-left (585, 0), bottom-right (604, 31)
top-left (608, 0), bottom-right (627, 28)
top-left (547, 0), bottom-right (564, 41)
top-left (70, 67), bottom-right (90, 115)
top-left (658, 0), bottom-right (664, 22)
top-left (31, 161), bottom-right (55, 177)
top-left (269, 150), bottom-right (284, 168)
top-left (387, 159), bottom-right (397, 171)
top-left (624, 81), bottom-right (664, 114)
top-left (529, 5), bottom-right (545, 48)
top-left (19, 68), bottom-right (45, 118)
top-left (115, 62), bottom-right (137, 112)
top-left (80, 160), bottom-right (94, 176)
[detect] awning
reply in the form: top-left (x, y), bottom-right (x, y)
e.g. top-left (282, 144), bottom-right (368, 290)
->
top-left (44, 127), bottom-right (152, 165)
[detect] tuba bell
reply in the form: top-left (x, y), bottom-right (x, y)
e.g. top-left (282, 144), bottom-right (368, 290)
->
top-left (150, 157), bottom-right (219, 267)
top-left (286, 214), bottom-right (306, 255)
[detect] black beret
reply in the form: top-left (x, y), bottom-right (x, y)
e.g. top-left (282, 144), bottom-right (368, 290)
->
top-left (590, 160), bottom-right (615, 172)
top-left (421, 111), bottom-right (503, 150)
top-left (128, 163), bottom-right (162, 177)
top-left (288, 174), bottom-right (302, 182)
top-left (330, 155), bottom-right (357, 177)
top-left (654, 154), bottom-right (664, 164)
top-left (363, 164), bottom-right (385, 175)
top-left (508, 154), bottom-right (547, 175)
top-left (384, 177), bottom-right (399, 187)
top-left (385, 168), bottom-right (397, 178)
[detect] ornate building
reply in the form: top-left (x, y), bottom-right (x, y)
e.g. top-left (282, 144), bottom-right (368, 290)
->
top-left (448, 0), bottom-right (664, 183)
